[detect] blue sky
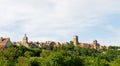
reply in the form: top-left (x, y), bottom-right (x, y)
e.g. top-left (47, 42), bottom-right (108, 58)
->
top-left (0, 0), bottom-right (120, 46)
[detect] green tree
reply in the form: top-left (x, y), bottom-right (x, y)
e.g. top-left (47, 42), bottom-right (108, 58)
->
top-left (16, 57), bottom-right (30, 66)
top-left (110, 58), bottom-right (120, 66)
top-left (2, 47), bottom-right (20, 61)
top-left (32, 48), bottom-right (41, 57)
top-left (46, 52), bottom-right (64, 66)
top-left (30, 58), bottom-right (40, 66)
top-left (70, 56), bottom-right (84, 66)
top-left (64, 56), bottom-right (84, 66)
top-left (74, 46), bottom-right (81, 56)
top-left (24, 51), bottom-right (34, 57)
top-left (80, 47), bottom-right (89, 56)
top-left (40, 50), bottom-right (51, 58)
top-left (0, 56), bottom-right (9, 66)
top-left (65, 42), bottom-right (74, 51)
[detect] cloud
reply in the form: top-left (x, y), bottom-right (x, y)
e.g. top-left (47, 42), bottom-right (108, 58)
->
top-left (0, 0), bottom-right (120, 45)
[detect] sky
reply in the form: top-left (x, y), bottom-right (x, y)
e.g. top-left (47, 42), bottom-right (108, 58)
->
top-left (0, 0), bottom-right (120, 46)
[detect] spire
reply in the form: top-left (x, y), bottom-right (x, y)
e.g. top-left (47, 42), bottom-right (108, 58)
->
top-left (22, 33), bottom-right (28, 44)
top-left (25, 33), bottom-right (27, 37)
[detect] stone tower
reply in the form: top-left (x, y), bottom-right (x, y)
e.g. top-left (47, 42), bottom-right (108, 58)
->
top-left (93, 40), bottom-right (98, 50)
top-left (0, 37), bottom-right (3, 42)
top-left (73, 35), bottom-right (78, 46)
top-left (22, 34), bottom-right (28, 44)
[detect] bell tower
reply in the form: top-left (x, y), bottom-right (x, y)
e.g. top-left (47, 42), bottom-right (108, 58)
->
top-left (93, 40), bottom-right (97, 50)
top-left (22, 34), bottom-right (28, 44)
top-left (73, 35), bottom-right (78, 46)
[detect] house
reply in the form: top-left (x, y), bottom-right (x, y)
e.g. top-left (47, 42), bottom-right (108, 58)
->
top-left (14, 34), bottom-right (61, 49)
top-left (0, 37), bottom-right (12, 50)
top-left (13, 34), bottom-right (105, 50)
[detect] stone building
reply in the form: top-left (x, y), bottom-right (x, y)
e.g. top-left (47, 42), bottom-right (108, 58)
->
top-left (13, 34), bottom-right (61, 49)
top-left (22, 34), bottom-right (28, 44)
top-left (0, 34), bottom-right (107, 50)
top-left (22, 34), bottom-right (29, 47)
top-left (73, 35), bottom-right (78, 46)
top-left (92, 40), bottom-right (100, 50)
top-left (72, 35), bottom-right (101, 50)
top-left (12, 34), bottom-right (105, 50)
top-left (0, 37), bottom-right (12, 50)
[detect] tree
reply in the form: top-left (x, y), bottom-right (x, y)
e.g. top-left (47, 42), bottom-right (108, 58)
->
top-left (64, 56), bottom-right (84, 66)
top-left (93, 57), bottom-right (109, 66)
top-left (65, 42), bottom-right (74, 51)
top-left (80, 47), bottom-right (89, 56)
top-left (70, 56), bottom-right (84, 66)
top-left (40, 50), bottom-right (51, 58)
top-left (46, 52), bottom-right (64, 66)
top-left (2, 47), bottom-right (20, 61)
top-left (16, 57), bottom-right (30, 66)
top-left (18, 45), bottom-right (29, 56)
top-left (30, 58), bottom-right (40, 66)
top-left (32, 48), bottom-right (41, 57)
top-left (24, 51), bottom-right (34, 57)
top-left (0, 56), bottom-right (9, 66)
top-left (110, 58), bottom-right (120, 66)
top-left (74, 46), bottom-right (81, 56)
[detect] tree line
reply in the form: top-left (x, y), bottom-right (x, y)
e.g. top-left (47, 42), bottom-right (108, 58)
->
top-left (0, 42), bottom-right (120, 66)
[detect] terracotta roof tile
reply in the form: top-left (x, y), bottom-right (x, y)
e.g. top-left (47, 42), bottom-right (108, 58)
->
top-left (78, 42), bottom-right (94, 48)
top-left (0, 44), bottom-right (6, 50)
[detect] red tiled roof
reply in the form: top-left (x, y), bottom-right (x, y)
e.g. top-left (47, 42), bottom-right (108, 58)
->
top-left (78, 43), bottom-right (94, 48)
top-left (83, 44), bottom-right (90, 46)
top-left (0, 38), bottom-right (10, 50)
top-left (0, 44), bottom-right (6, 50)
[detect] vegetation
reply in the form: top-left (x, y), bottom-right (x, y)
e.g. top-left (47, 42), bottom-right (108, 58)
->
top-left (0, 44), bottom-right (120, 66)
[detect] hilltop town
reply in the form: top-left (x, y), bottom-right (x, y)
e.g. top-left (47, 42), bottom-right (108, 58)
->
top-left (0, 34), bottom-right (108, 50)
top-left (1, 34), bottom-right (120, 66)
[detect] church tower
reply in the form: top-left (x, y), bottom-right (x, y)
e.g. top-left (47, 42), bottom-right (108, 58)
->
top-left (22, 34), bottom-right (28, 44)
top-left (73, 35), bottom-right (78, 46)
top-left (93, 40), bottom-right (98, 50)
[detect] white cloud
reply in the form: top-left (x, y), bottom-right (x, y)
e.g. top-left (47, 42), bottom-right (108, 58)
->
top-left (0, 0), bottom-right (120, 45)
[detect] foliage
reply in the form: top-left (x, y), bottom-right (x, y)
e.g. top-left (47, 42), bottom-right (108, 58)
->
top-left (0, 44), bottom-right (120, 66)
top-left (24, 51), bottom-right (34, 57)
top-left (0, 56), bottom-right (9, 66)
top-left (15, 57), bottom-right (30, 66)
top-left (2, 47), bottom-right (20, 61)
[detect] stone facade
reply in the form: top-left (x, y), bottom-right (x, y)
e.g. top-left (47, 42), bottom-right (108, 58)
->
top-left (0, 34), bottom-right (105, 50)
top-left (22, 34), bottom-right (29, 47)
top-left (22, 34), bottom-right (28, 44)
top-left (72, 35), bottom-right (101, 50)
top-left (73, 35), bottom-right (78, 46)
top-left (0, 37), bottom-right (12, 50)
top-left (92, 40), bottom-right (100, 50)
top-left (13, 34), bottom-right (61, 49)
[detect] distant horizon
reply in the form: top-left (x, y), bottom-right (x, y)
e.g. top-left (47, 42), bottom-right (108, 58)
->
top-left (0, 0), bottom-right (120, 46)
